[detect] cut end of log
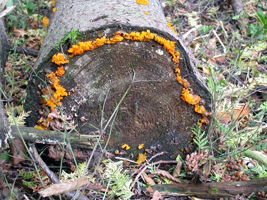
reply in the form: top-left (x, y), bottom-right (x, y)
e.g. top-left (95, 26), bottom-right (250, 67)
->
top-left (25, 26), bottom-right (211, 160)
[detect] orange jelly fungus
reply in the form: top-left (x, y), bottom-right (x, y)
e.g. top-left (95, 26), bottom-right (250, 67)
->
top-left (55, 66), bottom-right (65, 77)
top-left (52, 53), bottom-right (69, 66)
top-left (48, 29), bottom-right (210, 127)
top-left (144, 12), bottom-right (148, 15)
top-left (67, 30), bottom-right (180, 66)
top-left (181, 88), bottom-right (201, 105)
top-left (35, 125), bottom-right (46, 130)
top-left (136, 153), bottom-right (146, 164)
top-left (52, 8), bottom-right (56, 13)
top-left (138, 144), bottom-right (144, 150)
top-left (121, 144), bottom-right (130, 150)
top-left (167, 23), bottom-right (178, 35)
top-left (115, 150), bottom-right (120, 155)
top-left (51, 0), bottom-right (57, 7)
top-left (42, 17), bottom-right (49, 27)
top-left (46, 72), bottom-right (68, 110)
top-left (136, 0), bottom-right (149, 5)
top-left (195, 105), bottom-right (206, 114)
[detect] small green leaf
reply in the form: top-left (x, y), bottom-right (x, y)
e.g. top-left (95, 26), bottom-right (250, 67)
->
top-left (26, 1), bottom-right (35, 16)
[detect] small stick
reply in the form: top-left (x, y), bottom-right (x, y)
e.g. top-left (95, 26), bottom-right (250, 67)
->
top-left (29, 145), bottom-right (89, 200)
top-left (212, 30), bottom-right (227, 54)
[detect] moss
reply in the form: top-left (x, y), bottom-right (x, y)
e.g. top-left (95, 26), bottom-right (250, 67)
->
top-left (208, 186), bottom-right (219, 194)
top-left (56, 30), bottom-right (85, 50)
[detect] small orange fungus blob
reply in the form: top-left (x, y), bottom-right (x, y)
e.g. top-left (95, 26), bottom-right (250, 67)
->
top-left (144, 12), bottom-right (148, 15)
top-left (136, 153), bottom-right (146, 164)
top-left (136, 0), bottom-right (149, 5)
top-left (138, 144), bottom-right (144, 150)
top-left (55, 66), bottom-right (65, 77)
top-left (35, 125), bottom-right (46, 130)
top-left (51, 0), bottom-right (56, 7)
top-left (121, 144), bottom-right (130, 150)
top-left (115, 150), bottom-right (120, 155)
top-left (167, 23), bottom-right (178, 35)
top-left (195, 105), bottom-right (206, 114)
top-left (52, 53), bottom-right (69, 66)
top-left (42, 17), bottom-right (49, 27)
top-left (181, 88), bottom-right (201, 105)
top-left (53, 8), bottom-right (56, 13)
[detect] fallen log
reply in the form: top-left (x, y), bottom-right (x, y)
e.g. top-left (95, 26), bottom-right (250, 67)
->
top-left (24, 0), bottom-right (212, 160)
top-left (153, 178), bottom-right (267, 198)
top-left (9, 126), bottom-right (100, 149)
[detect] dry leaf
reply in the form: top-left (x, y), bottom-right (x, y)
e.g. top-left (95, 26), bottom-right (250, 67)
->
top-left (38, 177), bottom-right (88, 197)
top-left (214, 55), bottom-right (225, 63)
top-left (152, 170), bottom-right (181, 183)
top-left (217, 104), bottom-right (250, 123)
top-left (152, 190), bottom-right (162, 200)
top-left (146, 186), bottom-right (153, 193)
top-left (208, 38), bottom-right (217, 50)
top-left (141, 172), bottom-right (155, 186)
top-left (9, 139), bottom-right (26, 165)
top-left (173, 161), bottom-right (183, 178)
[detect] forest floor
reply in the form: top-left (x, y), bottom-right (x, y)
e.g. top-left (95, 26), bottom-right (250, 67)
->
top-left (1, 0), bottom-right (267, 199)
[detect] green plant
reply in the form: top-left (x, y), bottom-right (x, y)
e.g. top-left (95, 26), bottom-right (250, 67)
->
top-left (191, 124), bottom-right (209, 153)
top-left (248, 10), bottom-right (267, 40)
top-left (103, 160), bottom-right (133, 200)
top-left (56, 30), bottom-right (85, 49)
top-left (198, 25), bottom-right (213, 35)
top-left (245, 164), bottom-right (267, 179)
top-left (23, 0), bottom-right (36, 16)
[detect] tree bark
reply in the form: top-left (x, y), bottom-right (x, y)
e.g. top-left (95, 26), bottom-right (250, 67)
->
top-left (24, 0), bottom-right (212, 159)
top-left (231, 0), bottom-right (243, 15)
top-left (0, 18), bottom-right (10, 148)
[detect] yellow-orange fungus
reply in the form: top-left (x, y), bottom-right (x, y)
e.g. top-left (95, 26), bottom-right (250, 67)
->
top-left (174, 68), bottom-right (180, 74)
top-left (136, 153), bottom-right (146, 164)
top-left (167, 23), bottom-right (178, 35)
top-left (35, 125), bottom-right (46, 130)
top-left (55, 66), bottom-right (65, 77)
top-left (46, 72), bottom-right (68, 110)
top-left (115, 150), bottom-right (120, 155)
top-left (136, 0), bottom-right (149, 5)
top-left (121, 144), bottom-right (130, 150)
top-left (200, 117), bottom-right (209, 125)
top-left (195, 105), bottom-right (206, 114)
top-left (52, 53), bottom-right (69, 66)
top-left (49, 29), bottom-right (211, 127)
top-left (53, 8), bottom-right (56, 13)
top-left (181, 88), bottom-right (201, 105)
top-left (67, 30), bottom-right (180, 65)
top-left (138, 144), bottom-right (144, 150)
top-left (51, 0), bottom-right (56, 7)
top-left (144, 12), bottom-right (148, 15)
top-left (42, 17), bottom-right (49, 27)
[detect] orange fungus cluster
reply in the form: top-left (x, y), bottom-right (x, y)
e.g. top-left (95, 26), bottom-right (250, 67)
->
top-left (42, 17), bottom-right (49, 27)
top-left (45, 72), bottom-right (68, 110)
top-left (136, 0), bottom-right (149, 5)
top-left (175, 66), bottom-right (211, 126)
top-left (67, 30), bottom-right (180, 65)
top-left (52, 53), bottom-right (69, 66)
top-left (167, 22), bottom-right (178, 35)
top-left (37, 28), bottom-right (211, 130)
top-left (136, 153), bottom-right (146, 164)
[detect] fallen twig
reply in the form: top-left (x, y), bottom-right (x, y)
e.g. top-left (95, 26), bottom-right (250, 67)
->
top-left (29, 145), bottom-right (89, 200)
